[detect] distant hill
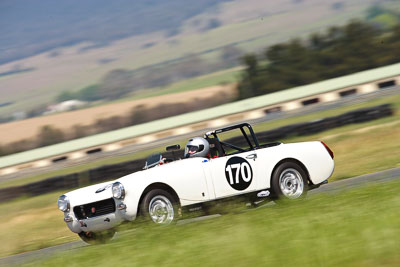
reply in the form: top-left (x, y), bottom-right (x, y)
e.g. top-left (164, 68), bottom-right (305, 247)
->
top-left (0, 0), bottom-right (384, 118)
top-left (0, 0), bottom-right (231, 64)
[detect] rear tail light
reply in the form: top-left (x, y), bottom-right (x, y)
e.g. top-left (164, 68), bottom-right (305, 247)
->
top-left (321, 141), bottom-right (334, 159)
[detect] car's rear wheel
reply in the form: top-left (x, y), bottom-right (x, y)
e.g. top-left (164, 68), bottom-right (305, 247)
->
top-left (271, 162), bottom-right (308, 200)
top-left (78, 229), bottom-right (116, 245)
top-left (140, 189), bottom-right (179, 225)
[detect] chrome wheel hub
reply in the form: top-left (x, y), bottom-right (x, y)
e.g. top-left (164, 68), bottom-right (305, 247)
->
top-left (279, 168), bottom-right (304, 199)
top-left (149, 195), bottom-right (174, 224)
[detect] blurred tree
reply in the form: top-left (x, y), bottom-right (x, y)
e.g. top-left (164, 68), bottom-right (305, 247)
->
top-left (57, 91), bottom-right (77, 102)
top-left (366, 5), bottom-right (400, 30)
top-left (205, 18), bottom-right (222, 30)
top-left (72, 124), bottom-right (92, 139)
top-left (237, 20), bottom-right (399, 99)
top-left (238, 54), bottom-right (263, 99)
top-left (37, 125), bottom-right (65, 147)
top-left (55, 85), bottom-right (102, 103)
top-left (0, 145), bottom-right (5, 156)
top-left (367, 5), bottom-right (387, 20)
top-left (98, 69), bottom-right (134, 100)
top-left (0, 116), bottom-right (13, 123)
top-left (175, 55), bottom-right (208, 78)
top-left (95, 116), bottom-right (127, 132)
top-left (386, 25), bottom-right (400, 63)
top-left (139, 69), bottom-right (174, 88)
top-left (220, 45), bottom-right (245, 67)
top-left (371, 13), bottom-right (399, 30)
top-left (129, 104), bottom-right (157, 126)
top-left (26, 105), bottom-right (48, 118)
top-left (78, 85), bottom-right (102, 101)
top-left (11, 139), bottom-right (36, 153)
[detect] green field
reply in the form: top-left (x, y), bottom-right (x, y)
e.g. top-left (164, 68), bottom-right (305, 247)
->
top-left (0, 93), bottom-right (400, 258)
top-left (25, 178), bottom-right (400, 267)
top-left (0, 190), bottom-right (78, 258)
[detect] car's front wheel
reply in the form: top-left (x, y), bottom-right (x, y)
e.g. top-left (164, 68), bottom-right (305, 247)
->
top-left (78, 229), bottom-right (116, 245)
top-left (140, 189), bottom-right (179, 225)
top-left (271, 162), bottom-right (308, 200)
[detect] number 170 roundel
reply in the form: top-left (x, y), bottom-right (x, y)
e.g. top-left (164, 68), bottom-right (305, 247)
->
top-left (225, 156), bottom-right (253, 190)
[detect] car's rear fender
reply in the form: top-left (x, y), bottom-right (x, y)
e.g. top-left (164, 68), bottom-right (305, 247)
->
top-left (256, 141), bottom-right (334, 188)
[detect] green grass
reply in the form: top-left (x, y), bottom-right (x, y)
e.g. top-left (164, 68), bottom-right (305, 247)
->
top-left (0, 190), bottom-right (78, 258)
top-left (0, 100), bottom-right (399, 258)
top-left (288, 117), bottom-right (400, 180)
top-left (27, 178), bottom-right (400, 266)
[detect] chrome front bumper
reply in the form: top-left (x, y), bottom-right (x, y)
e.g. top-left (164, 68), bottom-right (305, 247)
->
top-left (66, 212), bottom-right (125, 233)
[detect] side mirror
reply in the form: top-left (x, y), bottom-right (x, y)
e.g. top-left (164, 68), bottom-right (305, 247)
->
top-left (166, 144), bottom-right (180, 151)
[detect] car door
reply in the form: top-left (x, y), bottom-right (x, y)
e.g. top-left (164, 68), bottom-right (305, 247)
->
top-left (208, 150), bottom-right (259, 199)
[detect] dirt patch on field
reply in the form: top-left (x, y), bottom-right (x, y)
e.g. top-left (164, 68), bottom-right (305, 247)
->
top-left (0, 84), bottom-right (237, 144)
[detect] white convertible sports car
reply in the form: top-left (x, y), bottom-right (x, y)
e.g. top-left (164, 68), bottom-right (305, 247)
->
top-left (58, 123), bottom-right (334, 243)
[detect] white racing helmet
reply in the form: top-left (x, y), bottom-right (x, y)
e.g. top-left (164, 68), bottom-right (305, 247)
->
top-left (184, 137), bottom-right (210, 158)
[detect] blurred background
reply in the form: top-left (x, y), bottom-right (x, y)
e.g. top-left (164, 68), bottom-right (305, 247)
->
top-left (0, 0), bottom-right (400, 265)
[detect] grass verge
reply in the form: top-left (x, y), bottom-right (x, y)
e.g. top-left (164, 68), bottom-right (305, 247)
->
top-left (0, 191), bottom-right (77, 258)
top-left (0, 108), bottom-right (399, 257)
top-left (26, 178), bottom-right (400, 267)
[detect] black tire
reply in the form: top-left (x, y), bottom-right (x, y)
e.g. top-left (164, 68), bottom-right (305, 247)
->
top-left (140, 189), bottom-right (179, 225)
top-left (78, 229), bottom-right (116, 245)
top-left (271, 161), bottom-right (308, 201)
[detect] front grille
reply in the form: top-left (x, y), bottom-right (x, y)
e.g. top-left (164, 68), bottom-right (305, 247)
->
top-left (73, 198), bottom-right (116, 220)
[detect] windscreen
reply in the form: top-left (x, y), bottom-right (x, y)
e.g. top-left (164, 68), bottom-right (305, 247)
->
top-left (145, 153), bottom-right (162, 169)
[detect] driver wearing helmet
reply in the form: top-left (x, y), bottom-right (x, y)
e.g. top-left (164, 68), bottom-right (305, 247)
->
top-left (184, 137), bottom-right (210, 158)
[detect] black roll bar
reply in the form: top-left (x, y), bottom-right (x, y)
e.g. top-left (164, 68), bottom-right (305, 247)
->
top-left (205, 123), bottom-right (260, 149)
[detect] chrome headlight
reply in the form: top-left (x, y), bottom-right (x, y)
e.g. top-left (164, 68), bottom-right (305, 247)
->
top-left (57, 195), bottom-right (70, 212)
top-left (112, 182), bottom-right (125, 199)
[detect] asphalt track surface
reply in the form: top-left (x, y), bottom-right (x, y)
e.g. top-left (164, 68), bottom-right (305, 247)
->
top-left (1, 167), bottom-right (399, 266)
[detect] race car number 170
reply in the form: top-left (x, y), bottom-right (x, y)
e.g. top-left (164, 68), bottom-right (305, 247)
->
top-left (225, 156), bottom-right (253, 191)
